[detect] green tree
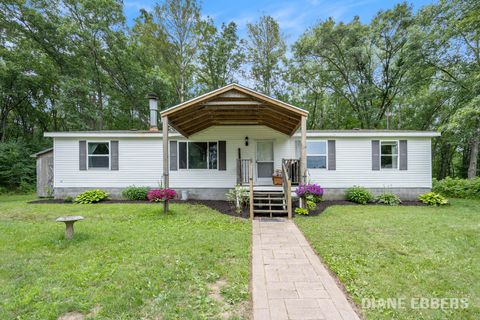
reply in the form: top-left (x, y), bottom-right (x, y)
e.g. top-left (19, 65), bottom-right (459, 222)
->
top-left (418, 0), bottom-right (480, 178)
top-left (247, 16), bottom-right (286, 96)
top-left (154, 0), bottom-right (200, 102)
top-left (292, 4), bottom-right (416, 129)
top-left (197, 19), bottom-right (245, 91)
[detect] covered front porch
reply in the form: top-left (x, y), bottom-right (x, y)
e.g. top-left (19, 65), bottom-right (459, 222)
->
top-left (157, 84), bottom-right (309, 218)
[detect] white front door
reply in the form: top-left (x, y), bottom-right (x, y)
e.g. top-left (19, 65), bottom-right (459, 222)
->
top-left (256, 140), bottom-right (274, 185)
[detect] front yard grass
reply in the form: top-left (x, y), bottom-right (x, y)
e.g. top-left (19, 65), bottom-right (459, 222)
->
top-left (295, 199), bottom-right (480, 319)
top-left (0, 195), bottom-right (251, 319)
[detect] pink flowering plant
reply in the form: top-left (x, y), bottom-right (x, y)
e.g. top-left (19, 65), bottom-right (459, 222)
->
top-left (295, 183), bottom-right (324, 203)
top-left (147, 188), bottom-right (177, 202)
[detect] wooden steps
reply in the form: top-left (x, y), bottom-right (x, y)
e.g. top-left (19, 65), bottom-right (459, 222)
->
top-left (252, 189), bottom-right (287, 217)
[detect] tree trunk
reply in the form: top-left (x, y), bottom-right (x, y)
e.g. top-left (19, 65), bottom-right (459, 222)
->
top-left (467, 126), bottom-right (480, 179)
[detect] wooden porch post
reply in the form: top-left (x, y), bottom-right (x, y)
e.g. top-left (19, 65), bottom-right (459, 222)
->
top-left (163, 115), bottom-right (169, 213)
top-left (249, 161), bottom-right (254, 220)
top-left (300, 115), bottom-right (307, 184)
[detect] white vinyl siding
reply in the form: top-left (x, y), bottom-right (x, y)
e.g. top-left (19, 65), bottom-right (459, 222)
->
top-left (307, 137), bottom-right (432, 188)
top-left (53, 127), bottom-right (433, 190)
top-left (54, 137), bottom-right (163, 188)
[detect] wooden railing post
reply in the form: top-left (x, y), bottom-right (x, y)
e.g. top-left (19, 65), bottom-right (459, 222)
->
top-left (282, 161), bottom-right (293, 219)
top-left (287, 179), bottom-right (292, 219)
top-left (162, 115), bottom-right (169, 213)
top-left (249, 161), bottom-right (254, 220)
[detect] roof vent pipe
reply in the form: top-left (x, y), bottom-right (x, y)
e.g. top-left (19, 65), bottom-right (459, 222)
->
top-left (147, 93), bottom-right (158, 131)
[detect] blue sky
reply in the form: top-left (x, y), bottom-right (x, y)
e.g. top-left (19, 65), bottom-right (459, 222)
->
top-left (124, 0), bottom-right (435, 42)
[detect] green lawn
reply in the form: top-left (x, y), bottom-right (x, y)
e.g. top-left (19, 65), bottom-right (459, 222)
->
top-left (295, 199), bottom-right (480, 320)
top-left (0, 195), bottom-right (251, 320)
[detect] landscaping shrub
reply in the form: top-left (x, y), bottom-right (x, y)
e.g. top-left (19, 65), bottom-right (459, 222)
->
top-left (122, 185), bottom-right (150, 201)
top-left (418, 192), bottom-right (449, 206)
top-left (147, 188), bottom-right (177, 202)
top-left (346, 186), bottom-right (374, 204)
top-left (432, 177), bottom-right (480, 199)
top-left (376, 193), bottom-right (402, 206)
top-left (295, 207), bottom-right (309, 215)
top-left (306, 200), bottom-right (317, 211)
top-left (226, 185), bottom-right (249, 214)
top-left (74, 189), bottom-right (109, 204)
top-left (64, 196), bottom-right (74, 203)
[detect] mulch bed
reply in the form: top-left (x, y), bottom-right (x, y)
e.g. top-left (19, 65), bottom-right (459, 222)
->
top-left (29, 198), bottom-right (425, 218)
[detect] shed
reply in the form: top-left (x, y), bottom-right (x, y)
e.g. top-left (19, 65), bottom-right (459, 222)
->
top-left (31, 148), bottom-right (54, 197)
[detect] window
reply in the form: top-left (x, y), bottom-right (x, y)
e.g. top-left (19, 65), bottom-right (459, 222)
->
top-left (380, 141), bottom-right (398, 169)
top-left (88, 142), bottom-right (109, 169)
top-left (178, 141), bottom-right (218, 169)
top-left (307, 141), bottom-right (327, 169)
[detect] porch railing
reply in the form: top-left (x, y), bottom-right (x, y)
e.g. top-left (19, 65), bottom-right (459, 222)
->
top-left (282, 159), bottom-right (300, 185)
top-left (282, 161), bottom-right (293, 219)
top-left (237, 159), bottom-right (252, 186)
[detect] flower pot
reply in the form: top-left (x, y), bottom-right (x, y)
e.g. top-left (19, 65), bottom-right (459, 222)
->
top-left (272, 176), bottom-right (283, 185)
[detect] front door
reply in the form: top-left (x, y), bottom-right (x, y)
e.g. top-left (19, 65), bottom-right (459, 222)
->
top-left (256, 140), bottom-right (274, 184)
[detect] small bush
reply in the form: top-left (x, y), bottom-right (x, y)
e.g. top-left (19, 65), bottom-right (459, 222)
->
top-left (376, 193), bottom-right (402, 206)
top-left (306, 200), bottom-right (317, 211)
top-left (295, 207), bottom-right (309, 215)
top-left (74, 189), bottom-right (109, 204)
top-left (418, 192), bottom-right (449, 206)
top-left (147, 188), bottom-right (177, 202)
top-left (346, 186), bottom-right (374, 204)
top-left (122, 185), bottom-right (150, 201)
top-left (433, 177), bottom-right (480, 199)
top-left (226, 185), bottom-right (249, 214)
top-left (64, 196), bottom-right (74, 203)
top-left (19, 180), bottom-right (35, 194)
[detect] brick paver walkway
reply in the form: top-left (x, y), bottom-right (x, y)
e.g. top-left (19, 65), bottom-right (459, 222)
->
top-left (252, 218), bottom-right (360, 320)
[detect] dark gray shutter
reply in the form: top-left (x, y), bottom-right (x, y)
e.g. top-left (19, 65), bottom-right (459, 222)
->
top-left (179, 142), bottom-right (187, 169)
top-left (372, 140), bottom-right (380, 171)
top-left (399, 140), bottom-right (408, 170)
top-left (170, 140), bottom-right (177, 171)
top-left (79, 140), bottom-right (87, 170)
top-left (218, 141), bottom-right (226, 171)
top-left (328, 140), bottom-right (336, 170)
top-left (111, 140), bottom-right (119, 170)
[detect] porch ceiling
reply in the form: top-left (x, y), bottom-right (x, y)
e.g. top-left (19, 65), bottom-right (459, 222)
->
top-left (160, 84), bottom-right (308, 137)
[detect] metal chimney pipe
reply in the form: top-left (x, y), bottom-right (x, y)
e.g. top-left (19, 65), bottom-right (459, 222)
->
top-left (147, 93), bottom-right (158, 131)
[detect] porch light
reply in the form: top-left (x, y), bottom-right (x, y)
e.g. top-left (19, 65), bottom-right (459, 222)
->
top-left (245, 136), bottom-right (249, 146)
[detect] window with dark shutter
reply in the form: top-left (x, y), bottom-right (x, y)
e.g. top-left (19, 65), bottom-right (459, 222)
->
top-left (177, 141), bottom-right (220, 170)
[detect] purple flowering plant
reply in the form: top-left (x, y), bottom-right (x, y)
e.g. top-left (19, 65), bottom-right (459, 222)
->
top-left (147, 188), bottom-right (177, 202)
top-left (295, 183), bottom-right (324, 203)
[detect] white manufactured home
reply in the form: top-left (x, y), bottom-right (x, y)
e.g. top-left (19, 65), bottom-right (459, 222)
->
top-left (44, 84), bottom-right (440, 209)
